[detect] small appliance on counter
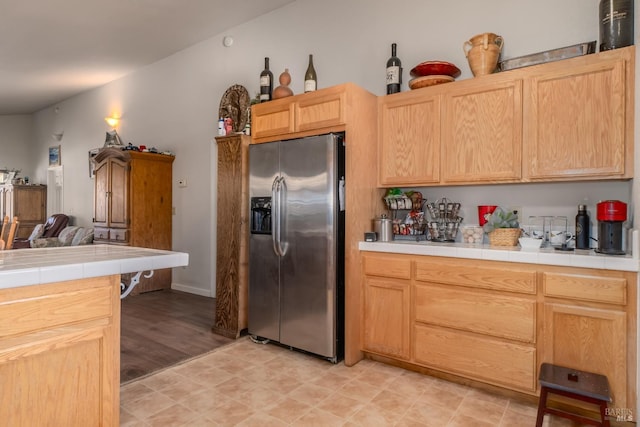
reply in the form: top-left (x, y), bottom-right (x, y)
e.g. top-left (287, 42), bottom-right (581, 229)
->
top-left (373, 215), bottom-right (393, 242)
top-left (596, 200), bottom-right (627, 255)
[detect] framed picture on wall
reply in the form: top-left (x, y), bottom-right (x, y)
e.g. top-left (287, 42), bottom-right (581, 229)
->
top-left (88, 148), bottom-right (100, 178)
top-left (49, 145), bottom-right (61, 166)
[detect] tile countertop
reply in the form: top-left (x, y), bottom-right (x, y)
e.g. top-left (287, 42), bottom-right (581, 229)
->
top-left (0, 244), bottom-right (188, 290)
top-left (359, 240), bottom-right (640, 272)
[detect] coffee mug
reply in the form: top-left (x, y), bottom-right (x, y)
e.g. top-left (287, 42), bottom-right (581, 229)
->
top-left (550, 230), bottom-right (574, 246)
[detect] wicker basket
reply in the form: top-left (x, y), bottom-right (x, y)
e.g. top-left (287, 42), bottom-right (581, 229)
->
top-left (488, 228), bottom-right (521, 246)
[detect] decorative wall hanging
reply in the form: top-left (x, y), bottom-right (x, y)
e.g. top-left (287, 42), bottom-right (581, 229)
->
top-left (218, 84), bottom-right (250, 133)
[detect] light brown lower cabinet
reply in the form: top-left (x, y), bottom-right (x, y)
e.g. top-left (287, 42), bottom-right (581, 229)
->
top-left (542, 270), bottom-right (634, 408)
top-left (361, 252), bottom-right (636, 407)
top-left (363, 276), bottom-right (411, 360)
top-left (362, 254), bottom-right (411, 360)
top-left (0, 276), bottom-right (120, 426)
top-left (413, 325), bottom-right (537, 392)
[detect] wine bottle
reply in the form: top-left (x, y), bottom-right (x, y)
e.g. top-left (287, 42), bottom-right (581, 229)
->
top-left (304, 54), bottom-right (317, 93)
top-left (386, 43), bottom-right (402, 94)
top-left (260, 57), bottom-right (273, 102)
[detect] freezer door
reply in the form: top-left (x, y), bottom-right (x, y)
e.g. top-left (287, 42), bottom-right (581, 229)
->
top-left (248, 142), bottom-right (281, 342)
top-left (280, 134), bottom-right (337, 358)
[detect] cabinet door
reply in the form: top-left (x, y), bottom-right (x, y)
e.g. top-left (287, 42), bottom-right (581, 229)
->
top-left (524, 56), bottom-right (627, 179)
top-left (296, 88), bottom-right (345, 132)
top-left (93, 161), bottom-right (109, 227)
top-left (13, 187), bottom-right (45, 223)
top-left (108, 158), bottom-right (129, 229)
top-left (363, 276), bottom-right (411, 360)
top-left (0, 277), bottom-right (119, 426)
top-left (251, 101), bottom-right (295, 140)
top-left (441, 80), bottom-right (522, 183)
top-left (543, 303), bottom-right (627, 407)
top-left (378, 92), bottom-right (440, 186)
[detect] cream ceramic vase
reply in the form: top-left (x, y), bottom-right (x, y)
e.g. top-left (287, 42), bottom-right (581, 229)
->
top-left (463, 33), bottom-right (504, 76)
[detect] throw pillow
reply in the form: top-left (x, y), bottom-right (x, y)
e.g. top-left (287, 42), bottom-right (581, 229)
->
top-left (78, 228), bottom-right (94, 245)
top-left (28, 224), bottom-right (45, 241)
top-left (57, 226), bottom-right (80, 246)
top-left (72, 228), bottom-right (94, 246)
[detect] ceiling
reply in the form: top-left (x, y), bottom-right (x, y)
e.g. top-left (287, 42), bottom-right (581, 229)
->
top-left (0, 0), bottom-right (296, 115)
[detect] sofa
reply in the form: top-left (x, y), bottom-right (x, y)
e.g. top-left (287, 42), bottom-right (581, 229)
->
top-left (13, 213), bottom-right (69, 249)
top-left (29, 226), bottom-right (94, 248)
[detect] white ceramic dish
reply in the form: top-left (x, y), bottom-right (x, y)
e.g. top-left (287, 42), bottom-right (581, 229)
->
top-left (519, 237), bottom-right (543, 250)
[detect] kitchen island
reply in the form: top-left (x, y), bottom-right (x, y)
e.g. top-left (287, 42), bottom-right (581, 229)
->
top-left (358, 240), bottom-right (637, 414)
top-left (0, 245), bottom-right (188, 427)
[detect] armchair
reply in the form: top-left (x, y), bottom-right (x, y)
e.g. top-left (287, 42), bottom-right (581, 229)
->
top-left (12, 214), bottom-right (69, 249)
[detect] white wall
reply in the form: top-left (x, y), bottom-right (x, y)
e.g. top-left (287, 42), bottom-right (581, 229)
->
top-left (20, 0), bottom-right (638, 298)
top-left (0, 115), bottom-right (34, 179)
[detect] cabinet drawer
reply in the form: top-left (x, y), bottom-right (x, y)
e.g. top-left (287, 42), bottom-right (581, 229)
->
top-left (109, 228), bottom-right (129, 244)
top-left (363, 255), bottom-right (411, 279)
top-left (94, 227), bottom-right (110, 241)
top-left (296, 90), bottom-right (345, 132)
top-left (414, 324), bottom-right (536, 392)
top-left (543, 272), bottom-right (627, 305)
top-left (415, 259), bottom-right (536, 294)
top-left (414, 284), bottom-right (535, 343)
top-left (0, 285), bottom-right (113, 338)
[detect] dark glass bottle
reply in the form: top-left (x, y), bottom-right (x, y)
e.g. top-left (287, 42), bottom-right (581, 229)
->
top-left (304, 54), bottom-right (317, 93)
top-left (260, 57), bottom-right (273, 102)
top-left (575, 204), bottom-right (591, 249)
top-left (599, 0), bottom-right (635, 51)
top-left (386, 43), bottom-right (402, 94)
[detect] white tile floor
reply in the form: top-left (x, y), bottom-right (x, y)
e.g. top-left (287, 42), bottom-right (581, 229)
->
top-left (119, 337), bottom-right (608, 426)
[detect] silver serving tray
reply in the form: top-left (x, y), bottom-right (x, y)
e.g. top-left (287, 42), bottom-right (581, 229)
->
top-left (498, 41), bottom-right (596, 72)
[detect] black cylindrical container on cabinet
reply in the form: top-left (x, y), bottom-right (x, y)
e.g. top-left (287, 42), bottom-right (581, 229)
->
top-left (599, 0), bottom-right (635, 51)
top-left (575, 204), bottom-right (590, 249)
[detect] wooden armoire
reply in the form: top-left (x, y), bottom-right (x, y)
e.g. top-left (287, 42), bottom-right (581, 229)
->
top-left (212, 134), bottom-right (250, 338)
top-left (93, 148), bottom-right (174, 294)
top-left (0, 184), bottom-right (47, 239)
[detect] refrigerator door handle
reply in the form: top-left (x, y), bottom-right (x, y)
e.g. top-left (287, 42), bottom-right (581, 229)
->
top-left (271, 176), bottom-right (281, 256)
top-left (278, 178), bottom-right (288, 256)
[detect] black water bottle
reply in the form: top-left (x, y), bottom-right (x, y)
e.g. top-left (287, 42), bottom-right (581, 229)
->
top-left (575, 204), bottom-right (590, 249)
top-left (599, 0), bottom-right (635, 51)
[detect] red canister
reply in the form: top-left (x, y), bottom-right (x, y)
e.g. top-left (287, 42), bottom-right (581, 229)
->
top-left (596, 200), bottom-right (627, 221)
top-left (478, 205), bottom-right (497, 226)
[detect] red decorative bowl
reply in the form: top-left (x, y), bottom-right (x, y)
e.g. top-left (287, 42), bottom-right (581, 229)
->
top-left (410, 61), bottom-right (461, 78)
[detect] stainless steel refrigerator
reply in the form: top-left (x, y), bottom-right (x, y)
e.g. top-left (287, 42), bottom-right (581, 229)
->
top-left (248, 133), bottom-right (345, 362)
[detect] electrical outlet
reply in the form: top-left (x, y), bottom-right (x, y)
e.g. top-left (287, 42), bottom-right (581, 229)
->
top-left (178, 179), bottom-right (187, 188)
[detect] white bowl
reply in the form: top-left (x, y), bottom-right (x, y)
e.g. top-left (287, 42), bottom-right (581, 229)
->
top-left (518, 237), bottom-right (543, 250)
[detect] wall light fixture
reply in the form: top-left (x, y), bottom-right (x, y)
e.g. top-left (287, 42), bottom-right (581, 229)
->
top-left (104, 115), bottom-right (120, 129)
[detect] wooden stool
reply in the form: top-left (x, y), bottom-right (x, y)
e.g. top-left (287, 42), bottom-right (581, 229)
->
top-left (536, 363), bottom-right (611, 427)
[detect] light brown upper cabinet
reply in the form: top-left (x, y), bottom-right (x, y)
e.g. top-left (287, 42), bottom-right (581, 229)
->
top-left (523, 47), bottom-right (633, 180)
top-left (441, 79), bottom-right (522, 184)
top-left (376, 46), bottom-right (634, 187)
top-left (378, 91), bottom-right (441, 186)
top-left (251, 86), bottom-right (345, 142)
